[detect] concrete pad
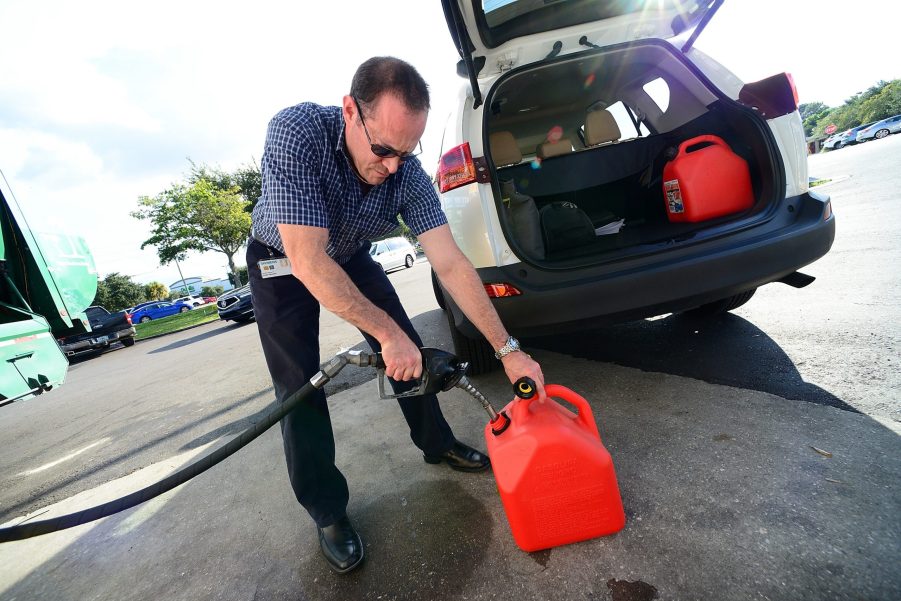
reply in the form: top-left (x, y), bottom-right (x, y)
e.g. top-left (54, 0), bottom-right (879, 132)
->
top-left (0, 351), bottom-right (898, 600)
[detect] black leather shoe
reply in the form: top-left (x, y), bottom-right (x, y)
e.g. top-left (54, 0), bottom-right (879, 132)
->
top-left (318, 515), bottom-right (364, 574)
top-left (424, 440), bottom-right (490, 472)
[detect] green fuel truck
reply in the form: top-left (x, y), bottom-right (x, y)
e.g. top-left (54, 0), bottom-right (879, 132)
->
top-left (0, 172), bottom-right (98, 404)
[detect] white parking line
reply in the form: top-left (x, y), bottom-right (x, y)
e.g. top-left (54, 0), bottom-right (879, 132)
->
top-left (16, 438), bottom-right (111, 476)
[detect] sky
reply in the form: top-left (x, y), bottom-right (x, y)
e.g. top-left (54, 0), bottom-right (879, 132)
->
top-left (1, 0), bottom-right (898, 288)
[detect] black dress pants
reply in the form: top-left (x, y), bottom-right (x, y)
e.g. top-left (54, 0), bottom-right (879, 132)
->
top-left (247, 239), bottom-right (455, 528)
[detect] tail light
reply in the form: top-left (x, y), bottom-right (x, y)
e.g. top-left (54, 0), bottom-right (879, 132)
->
top-left (484, 283), bottom-right (522, 298)
top-left (125, 314), bottom-right (133, 325)
top-left (738, 72), bottom-right (798, 119)
top-left (437, 143), bottom-right (477, 193)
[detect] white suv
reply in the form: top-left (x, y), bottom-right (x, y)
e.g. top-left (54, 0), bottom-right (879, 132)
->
top-left (370, 237), bottom-right (417, 273)
top-left (174, 295), bottom-right (205, 307)
top-left (433, 0), bottom-right (835, 373)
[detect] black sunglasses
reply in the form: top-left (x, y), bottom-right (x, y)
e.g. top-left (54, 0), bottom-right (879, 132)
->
top-left (353, 97), bottom-right (422, 161)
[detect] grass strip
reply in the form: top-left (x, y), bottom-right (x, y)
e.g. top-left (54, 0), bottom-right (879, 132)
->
top-left (134, 304), bottom-right (221, 340)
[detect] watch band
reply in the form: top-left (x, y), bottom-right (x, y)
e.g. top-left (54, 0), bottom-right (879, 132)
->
top-left (494, 336), bottom-right (521, 360)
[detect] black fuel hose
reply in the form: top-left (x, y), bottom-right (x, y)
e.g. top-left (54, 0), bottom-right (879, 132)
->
top-left (0, 371), bottom-right (334, 542)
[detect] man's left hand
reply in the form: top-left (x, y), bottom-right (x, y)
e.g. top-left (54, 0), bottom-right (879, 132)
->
top-left (500, 352), bottom-right (546, 402)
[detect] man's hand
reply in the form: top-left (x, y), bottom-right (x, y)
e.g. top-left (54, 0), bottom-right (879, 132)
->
top-left (380, 331), bottom-right (422, 382)
top-left (501, 351), bottom-right (546, 402)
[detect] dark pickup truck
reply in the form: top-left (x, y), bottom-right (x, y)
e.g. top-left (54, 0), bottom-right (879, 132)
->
top-left (57, 306), bottom-right (136, 356)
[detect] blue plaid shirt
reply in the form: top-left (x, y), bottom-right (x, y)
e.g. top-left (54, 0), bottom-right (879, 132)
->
top-left (251, 103), bottom-right (446, 263)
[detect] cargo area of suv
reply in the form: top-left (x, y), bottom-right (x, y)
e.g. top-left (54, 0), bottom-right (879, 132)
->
top-left (485, 41), bottom-right (781, 266)
top-left (434, 0), bottom-right (835, 372)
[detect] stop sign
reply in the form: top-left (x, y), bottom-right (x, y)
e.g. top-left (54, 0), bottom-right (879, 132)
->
top-left (825, 124), bottom-right (837, 135)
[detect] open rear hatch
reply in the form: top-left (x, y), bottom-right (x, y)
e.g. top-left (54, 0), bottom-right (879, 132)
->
top-left (441, 1), bottom-right (794, 267)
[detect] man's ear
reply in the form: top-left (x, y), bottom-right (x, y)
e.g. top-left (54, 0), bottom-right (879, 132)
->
top-left (341, 95), bottom-right (356, 123)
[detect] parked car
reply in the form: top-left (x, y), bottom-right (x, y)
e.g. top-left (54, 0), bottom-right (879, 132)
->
top-left (217, 285), bottom-right (254, 323)
top-left (822, 132), bottom-right (844, 150)
top-left (855, 114), bottom-right (901, 142)
top-left (370, 237), bottom-right (416, 272)
top-left (174, 294), bottom-right (206, 307)
top-left (128, 301), bottom-right (192, 323)
top-left (434, 0), bottom-right (835, 373)
top-left (203, 296), bottom-right (218, 304)
top-left (124, 300), bottom-right (158, 314)
top-left (827, 122), bottom-right (876, 149)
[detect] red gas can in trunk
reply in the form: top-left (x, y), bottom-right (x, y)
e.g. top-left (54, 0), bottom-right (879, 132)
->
top-left (485, 384), bottom-right (625, 552)
top-left (662, 134), bottom-right (755, 223)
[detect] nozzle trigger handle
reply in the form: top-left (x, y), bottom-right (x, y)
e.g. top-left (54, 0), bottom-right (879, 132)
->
top-left (513, 377), bottom-right (536, 399)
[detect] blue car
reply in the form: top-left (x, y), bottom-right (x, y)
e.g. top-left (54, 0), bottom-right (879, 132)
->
top-left (128, 301), bottom-right (192, 323)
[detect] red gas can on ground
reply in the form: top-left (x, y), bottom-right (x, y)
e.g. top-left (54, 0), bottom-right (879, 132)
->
top-left (662, 134), bottom-right (755, 223)
top-left (485, 384), bottom-right (625, 552)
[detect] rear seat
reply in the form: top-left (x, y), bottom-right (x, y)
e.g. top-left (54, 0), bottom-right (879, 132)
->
top-left (489, 131), bottom-right (522, 167)
top-left (584, 110), bottom-right (620, 147)
top-left (537, 138), bottom-right (574, 159)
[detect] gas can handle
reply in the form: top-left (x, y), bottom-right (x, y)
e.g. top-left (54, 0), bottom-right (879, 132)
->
top-left (677, 134), bottom-right (729, 157)
top-left (512, 384), bottom-right (601, 440)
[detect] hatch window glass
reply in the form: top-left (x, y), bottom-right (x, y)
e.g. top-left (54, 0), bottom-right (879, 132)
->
top-left (477, 0), bottom-right (702, 48)
top-left (643, 77), bottom-right (670, 113)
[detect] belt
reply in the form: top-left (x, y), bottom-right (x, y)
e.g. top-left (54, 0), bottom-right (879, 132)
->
top-left (249, 228), bottom-right (284, 257)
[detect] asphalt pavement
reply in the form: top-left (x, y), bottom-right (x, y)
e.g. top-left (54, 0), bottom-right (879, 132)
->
top-left (1, 351), bottom-right (897, 601)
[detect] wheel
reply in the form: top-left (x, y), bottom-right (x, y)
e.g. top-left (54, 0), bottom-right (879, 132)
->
top-left (684, 288), bottom-right (756, 317)
top-left (431, 269), bottom-right (446, 310)
top-left (875, 129), bottom-right (890, 140)
top-left (180, 306), bottom-right (190, 313)
top-left (140, 316), bottom-right (151, 323)
top-left (122, 337), bottom-right (136, 347)
top-left (404, 254), bottom-right (414, 268)
top-left (445, 309), bottom-right (497, 375)
top-left (834, 141), bottom-right (843, 149)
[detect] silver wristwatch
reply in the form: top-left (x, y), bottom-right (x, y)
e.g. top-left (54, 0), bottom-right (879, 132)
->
top-left (494, 336), bottom-right (521, 360)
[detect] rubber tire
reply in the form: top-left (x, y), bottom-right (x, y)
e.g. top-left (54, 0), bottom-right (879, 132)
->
top-left (405, 254), bottom-right (414, 268)
top-left (875, 129), bottom-right (889, 140)
top-left (834, 141), bottom-right (843, 149)
top-left (445, 309), bottom-right (497, 375)
top-left (431, 269), bottom-right (446, 310)
top-left (180, 306), bottom-right (190, 313)
top-left (684, 288), bottom-right (756, 317)
top-left (140, 316), bottom-right (151, 323)
top-left (122, 337), bottom-right (136, 347)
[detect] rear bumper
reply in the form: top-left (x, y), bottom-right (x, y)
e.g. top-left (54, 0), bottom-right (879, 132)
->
top-left (60, 327), bottom-right (136, 356)
top-left (448, 191), bottom-right (835, 338)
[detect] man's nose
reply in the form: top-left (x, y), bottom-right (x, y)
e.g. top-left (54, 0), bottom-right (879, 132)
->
top-left (382, 156), bottom-right (402, 174)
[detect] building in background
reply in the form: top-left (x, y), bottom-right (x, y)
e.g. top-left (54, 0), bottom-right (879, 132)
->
top-left (169, 277), bottom-right (203, 294)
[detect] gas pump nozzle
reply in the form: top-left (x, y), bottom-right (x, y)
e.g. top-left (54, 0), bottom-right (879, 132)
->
top-left (376, 347), bottom-right (469, 399)
top-left (374, 347), bottom-right (512, 434)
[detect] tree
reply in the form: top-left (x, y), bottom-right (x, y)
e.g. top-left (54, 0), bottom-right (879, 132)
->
top-left (228, 266), bottom-right (249, 287)
top-left (201, 285), bottom-right (224, 297)
top-left (188, 159), bottom-right (262, 213)
top-left (859, 80), bottom-right (901, 123)
top-left (133, 178), bottom-right (252, 286)
top-left (93, 273), bottom-right (146, 311)
top-left (144, 281), bottom-right (169, 300)
top-left (799, 102), bottom-right (828, 120)
top-left (799, 102), bottom-right (832, 137)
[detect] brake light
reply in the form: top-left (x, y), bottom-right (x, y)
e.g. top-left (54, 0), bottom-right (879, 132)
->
top-left (125, 314), bottom-right (133, 325)
top-left (484, 283), bottom-right (522, 298)
top-left (738, 72), bottom-right (798, 119)
top-left (438, 143), bottom-right (477, 193)
top-left (785, 72), bottom-right (799, 107)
